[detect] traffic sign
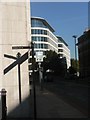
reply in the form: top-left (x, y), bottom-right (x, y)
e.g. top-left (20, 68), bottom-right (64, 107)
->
top-left (12, 46), bottom-right (31, 49)
top-left (36, 51), bottom-right (43, 62)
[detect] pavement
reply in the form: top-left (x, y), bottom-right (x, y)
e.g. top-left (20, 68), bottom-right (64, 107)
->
top-left (43, 79), bottom-right (88, 115)
top-left (6, 75), bottom-right (89, 120)
top-left (30, 85), bottom-right (88, 119)
top-left (6, 84), bottom-right (88, 120)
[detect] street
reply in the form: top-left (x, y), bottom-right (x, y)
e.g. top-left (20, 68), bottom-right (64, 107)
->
top-left (43, 77), bottom-right (88, 116)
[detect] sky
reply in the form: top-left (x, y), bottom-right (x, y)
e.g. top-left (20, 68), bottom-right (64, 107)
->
top-left (30, 2), bottom-right (88, 58)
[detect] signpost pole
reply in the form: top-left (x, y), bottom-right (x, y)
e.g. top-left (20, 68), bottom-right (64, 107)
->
top-left (1, 89), bottom-right (7, 120)
top-left (36, 51), bottom-right (43, 91)
top-left (17, 52), bottom-right (22, 104)
top-left (38, 62), bottom-right (43, 91)
top-left (12, 44), bottom-right (37, 118)
top-left (31, 42), bottom-right (37, 120)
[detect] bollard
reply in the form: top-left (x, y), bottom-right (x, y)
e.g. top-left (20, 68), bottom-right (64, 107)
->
top-left (0, 89), bottom-right (7, 120)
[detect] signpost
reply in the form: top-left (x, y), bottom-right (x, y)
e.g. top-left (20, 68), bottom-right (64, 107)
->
top-left (4, 42), bottom-right (37, 119)
top-left (0, 92), bottom-right (2, 120)
top-left (4, 52), bottom-right (22, 104)
top-left (16, 52), bottom-right (21, 104)
top-left (36, 51), bottom-right (43, 91)
top-left (0, 89), bottom-right (7, 120)
top-left (36, 51), bottom-right (43, 62)
top-left (13, 43), bottom-right (37, 120)
top-left (31, 43), bottom-right (37, 120)
top-left (4, 52), bottom-right (28, 75)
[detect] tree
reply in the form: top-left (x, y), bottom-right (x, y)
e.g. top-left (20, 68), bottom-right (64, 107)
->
top-left (42, 50), bottom-right (67, 76)
top-left (71, 58), bottom-right (79, 72)
top-left (68, 58), bottom-right (80, 75)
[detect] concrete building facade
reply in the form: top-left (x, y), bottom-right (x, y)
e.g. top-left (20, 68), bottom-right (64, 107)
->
top-left (0, 1), bottom-right (31, 118)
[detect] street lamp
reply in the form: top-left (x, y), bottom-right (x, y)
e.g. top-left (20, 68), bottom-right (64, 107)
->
top-left (72, 35), bottom-right (77, 75)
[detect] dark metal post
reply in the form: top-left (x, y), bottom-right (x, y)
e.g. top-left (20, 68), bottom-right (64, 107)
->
top-left (38, 62), bottom-right (43, 91)
top-left (73, 35), bottom-right (77, 74)
top-left (17, 52), bottom-right (21, 104)
top-left (31, 42), bottom-right (37, 120)
top-left (1, 89), bottom-right (7, 120)
top-left (75, 38), bottom-right (77, 64)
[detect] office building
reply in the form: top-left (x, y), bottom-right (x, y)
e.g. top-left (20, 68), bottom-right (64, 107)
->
top-left (57, 36), bottom-right (71, 68)
top-left (77, 29), bottom-right (90, 78)
top-left (31, 17), bottom-right (70, 69)
top-left (31, 17), bottom-right (58, 55)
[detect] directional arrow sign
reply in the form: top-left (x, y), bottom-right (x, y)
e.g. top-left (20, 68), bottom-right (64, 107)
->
top-left (4, 54), bottom-right (17, 60)
top-left (12, 46), bottom-right (31, 49)
top-left (4, 52), bottom-right (28, 75)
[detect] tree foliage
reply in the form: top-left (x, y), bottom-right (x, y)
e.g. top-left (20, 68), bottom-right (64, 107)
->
top-left (71, 58), bottom-right (79, 72)
top-left (68, 58), bottom-right (79, 75)
top-left (42, 50), bottom-right (67, 76)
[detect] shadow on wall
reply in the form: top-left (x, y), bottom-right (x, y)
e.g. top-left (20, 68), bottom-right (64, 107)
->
top-left (7, 94), bottom-right (34, 119)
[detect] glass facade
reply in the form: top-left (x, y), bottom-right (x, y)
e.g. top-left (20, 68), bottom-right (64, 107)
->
top-left (58, 54), bottom-right (63, 57)
top-left (58, 44), bottom-right (63, 47)
top-left (31, 29), bottom-right (47, 35)
top-left (35, 50), bottom-right (47, 55)
top-left (31, 19), bottom-right (47, 28)
top-left (32, 36), bottom-right (47, 42)
top-left (58, 49), bottom-right (63, 52)
top-left (34, 43), bottom-right (48, 49)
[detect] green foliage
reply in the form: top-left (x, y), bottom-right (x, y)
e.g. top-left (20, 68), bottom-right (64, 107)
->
top-left (43, 50), bottom-right (67, 76)
top-left (68, 66), bottom-right (76, 74)
top-left (71, 58), bottom-right (79, 72)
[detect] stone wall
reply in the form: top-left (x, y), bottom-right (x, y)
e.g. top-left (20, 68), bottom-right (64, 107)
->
top-left (0, 1), bottom-right (31, 118)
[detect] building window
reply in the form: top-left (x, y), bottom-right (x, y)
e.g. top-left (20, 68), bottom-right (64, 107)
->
top-left (32, 36), bottom-right (47, 42)
top-left (58, 44), bottom-right (63, 47)
top-left (58, 49), bottom-right (63, 52)
top-left (31, 29), bottom-right (47, 35)
top-left (58, 54), bottom-right (63, 57)
top-left (31, 19), bottom-right (47, 28)
top-left (38, 29), bottom-right (41, 34)
top-left (34, 44), bottom-right (37, 48)
top-left (44, 44), bottom-right (48, 49)
top-left (41, 44), bottom-right (43, 48)
top-left (34, 43), bottom-right (48, 49)
top-left (44, 30), bottom-right (47, 35)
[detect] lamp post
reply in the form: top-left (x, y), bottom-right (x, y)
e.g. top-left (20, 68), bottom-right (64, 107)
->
top-left (72, 35), bottom-right (77, 75)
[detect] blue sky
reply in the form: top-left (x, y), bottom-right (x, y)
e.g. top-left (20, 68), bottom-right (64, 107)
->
top-left (31, 2), bottom-right (88, 58)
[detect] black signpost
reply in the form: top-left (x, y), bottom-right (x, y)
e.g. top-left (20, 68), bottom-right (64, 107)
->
top-left (31, 42), bottom-right (37, 120)
top-left (11, 46), bottom-right (31, 105)
top-left (16, 52), bottom-right (21, 104)
top-left (4, 52), bottom-right (22, 104)
top-left (0, 89), bottom-right (7, 120)
top-left (12, 42), bottom-right (37, 120)
top-left (4, 43), bottom-right (37, 119)
top-left (4, 52), bottom-right (28, 75)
